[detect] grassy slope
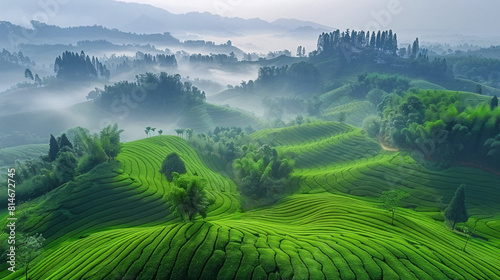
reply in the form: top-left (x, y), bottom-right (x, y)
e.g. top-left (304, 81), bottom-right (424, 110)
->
top-left (317, 85), bottom-right (376, 127)
top-left (0, 144), bottom-right (48, 168)
top-left (1, 128), bottom-right (499, 279)
top-left (178, 103), bottom-right (263, 132)
top-left (252, 122), bottom-right (500, 244)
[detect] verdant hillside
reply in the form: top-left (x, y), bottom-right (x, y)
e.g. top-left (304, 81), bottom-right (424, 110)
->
top-left (1, 125), bottom-right (499, 279)
top-left (252, 122), bottom-right (500, 244)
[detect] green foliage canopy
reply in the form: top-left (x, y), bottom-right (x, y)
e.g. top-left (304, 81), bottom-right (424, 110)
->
top-left (233, 144), bottom-right (293, 199)
top-left (444, 184), bottom-right (469, 230)
top-left (166, 173), bottom-right (211, 221)
top-left (161, 152), bottom-right (187, 182)
top-left (379, 189), bottom-right (410, 226)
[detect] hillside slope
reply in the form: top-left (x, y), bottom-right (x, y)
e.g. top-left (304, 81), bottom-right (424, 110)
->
top-left (253, 122), bottom-right (500, 244)
top-left (1, 132), bottom-right (499, 279)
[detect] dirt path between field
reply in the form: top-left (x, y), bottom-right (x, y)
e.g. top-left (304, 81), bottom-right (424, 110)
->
top-left (377, 136), bottom-right (399, 152)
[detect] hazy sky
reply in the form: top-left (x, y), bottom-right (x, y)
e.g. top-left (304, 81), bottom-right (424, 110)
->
top-left (118, 0), bottom-right (500, 37)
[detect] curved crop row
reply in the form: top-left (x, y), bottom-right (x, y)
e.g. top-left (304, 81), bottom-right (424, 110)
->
top-left (10, 194), bottom-right (500, 280)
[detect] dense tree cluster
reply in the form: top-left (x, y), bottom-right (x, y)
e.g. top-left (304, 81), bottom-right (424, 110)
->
top-left (54, 50), bottom-right (110, 80)
top-left (12, 125), bottom-right (123, 203)
top-left (353, 73), bottom-right (411, 99)
top-left (134, 52), bottom-right (177, 68)
top-left (189, 52), bottom-right (237, 65)
top-left (188, 126), bottom-right (252, 162)
top-left (94, 72), bottom-right (206, 114)
top-left (0, 49), bottom-right (34, 67)
top-left (376, 89), bottom-right (500, 168)
top-left (266, 50), bottom-right (292, 59)
top-left (233, 144), bottom-right (294, 200)
top-left (451, 57), bottom-right (500, 87)
top-left (105, 52), bottom-right (177, 74)
top-left (312, 29), bottom-right (448, 77)
top-left (255, 62), bottom-right (321, 96)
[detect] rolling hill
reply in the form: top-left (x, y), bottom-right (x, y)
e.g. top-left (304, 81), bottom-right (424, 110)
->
top-left (1, 122), bottom-right (499, 279)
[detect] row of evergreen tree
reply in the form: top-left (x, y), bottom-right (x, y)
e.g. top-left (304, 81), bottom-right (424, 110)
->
top-left (189, 52), bottom-right (238, 65)
top-left (134, 52), bottom-right (177, 68)
top-left (316, 29), bottom-right (399, 56)
top-left (54, 50), bottom-right (110, 80)
top-left (315, 29), bottom-right (424, 61)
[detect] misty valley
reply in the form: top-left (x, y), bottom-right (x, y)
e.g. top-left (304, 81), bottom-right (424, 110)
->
top-left (0, 3), bottom-right (500, 280)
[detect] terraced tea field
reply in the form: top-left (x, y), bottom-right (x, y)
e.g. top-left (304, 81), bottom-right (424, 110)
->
top-left (1, 124), bottom-right (499, 279)
top-left (252, 122), bottom-right (500, 245)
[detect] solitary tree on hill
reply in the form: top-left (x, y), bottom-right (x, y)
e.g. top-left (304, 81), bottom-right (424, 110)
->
top-left (24, 69), bottom-right (34, 81)
top-left (158, 129), bottom-right (163, 136)
top-left (476, 84), bottom-right (483, 95)
top-left (295, 115), bottom-right (304, 126)
top-left (462, 226), bottom-right (476, 252)
top-left (491, 95), bottom-right (498, 110)
top-left (411, 38), bottom-right (419, 59)
top-left (444, 184), bottom-right (468, 230)
top-left (145, 127), bottom-right (151, 138)
top-left (100, 124), bottom-right (123, 161)
top-left (161, 152), bottom-right (187, 182)
top-left (48, 134), bottom-right (60, 162)
top-left (186, 128), bottom-right (194, 141)
top-left (338, 111), bottom-right (346, 123)
top-left (379, 189), bottom-right (410, 226)
top-left (18, 233), bottom-right (45, 280)
top-left (166, 173), bottom-right (211, 221)
top-left (34, 74), bottom-right (42, 87)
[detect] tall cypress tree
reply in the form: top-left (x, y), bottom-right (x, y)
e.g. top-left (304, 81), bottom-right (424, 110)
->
top-left (59, 133), bottom-right (73, 149)
top-left (49, 134), bottom-right (60, 161)
top-left (411, 38), bottom-right (419, 59)
top-left (392, 34), bottom-right (398, 55)
top-left (490, 95), bottom-right (498, 110)
top-left (376, 31), bottom-right (381, 50)
top-left (444, 184), bottom-right (468, 230)
top-left (370, 32), bottom-right (376, 49)
top-left (476, 84), bottom-right (483, 95)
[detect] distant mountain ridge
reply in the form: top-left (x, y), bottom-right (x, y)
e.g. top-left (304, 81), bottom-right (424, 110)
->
top-left (0, 0), bottom-right (331, 37)
top-left (0, 20), bottom-right (180, 44)
top-left (0, 21), bottom-right (248, 59)
top-left (0, 20), bottom-right (180, 46)
top-left (272, 18), bottom-right (332, 31)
